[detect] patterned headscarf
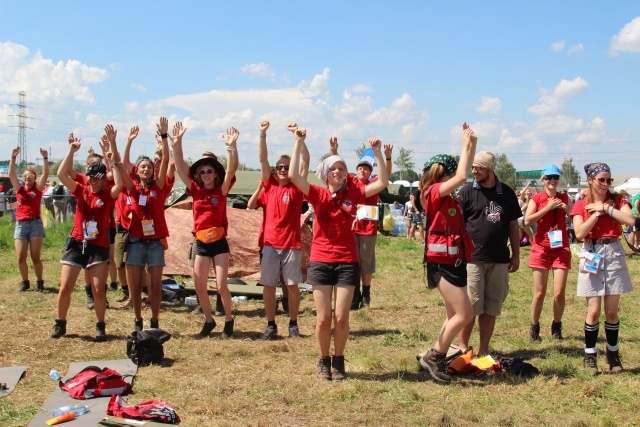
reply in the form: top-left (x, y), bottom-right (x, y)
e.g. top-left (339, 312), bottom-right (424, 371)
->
top-left (423, 154), bottom-right (457, 176)
top-left (315, 155), bottom-right (347, 185)
top-left (584, 162), bottom-right (610, 178)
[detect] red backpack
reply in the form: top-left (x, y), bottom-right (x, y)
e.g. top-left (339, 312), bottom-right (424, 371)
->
top-left (107, 395), bottom-right (180, 424)
top-left (59, 366), bottom-right (132, 400)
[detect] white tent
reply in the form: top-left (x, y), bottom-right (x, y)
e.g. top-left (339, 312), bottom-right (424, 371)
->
top-left (393, 180), bottom-right (411, 187)
top-left (614, 177), bottom-right (640, 196)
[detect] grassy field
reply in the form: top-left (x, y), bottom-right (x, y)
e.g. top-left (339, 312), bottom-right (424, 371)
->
top-left (1, 214), bottom-right (640, 426)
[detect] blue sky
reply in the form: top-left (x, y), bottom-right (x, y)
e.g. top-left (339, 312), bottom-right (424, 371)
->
top-left (1, 1), bottom-right (639, 182)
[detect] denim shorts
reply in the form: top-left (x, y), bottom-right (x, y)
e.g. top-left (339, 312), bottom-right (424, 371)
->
top-left (126, 238), bottom-right (165, 267)
top-left (14, 217), bottom-right (46, 240)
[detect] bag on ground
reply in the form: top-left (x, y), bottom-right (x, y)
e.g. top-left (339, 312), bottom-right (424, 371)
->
top-left (126, 328), bottom-right (171, 366)
top-left (59, 366), bottom-right (132, 399)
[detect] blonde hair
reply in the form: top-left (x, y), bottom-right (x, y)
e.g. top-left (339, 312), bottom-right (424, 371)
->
top-left (419, 163), bottom-right (445, 207)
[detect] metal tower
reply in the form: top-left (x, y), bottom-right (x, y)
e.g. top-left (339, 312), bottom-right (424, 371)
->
top-left (17, 91), bottom-right (27, 165)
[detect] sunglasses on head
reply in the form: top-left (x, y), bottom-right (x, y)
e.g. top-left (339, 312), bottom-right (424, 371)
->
top-left (199, 168), bottom-right (214, 175)
top-left (275, 165), bottom-right (290, 171)
top-left (544, 175), bottom-right (560, 181)
top-left (595, 177), bottom-right (613, 185)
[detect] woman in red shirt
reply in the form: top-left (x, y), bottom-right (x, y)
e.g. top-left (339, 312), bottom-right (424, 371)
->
top-left (9, 146), bottom-right (49, 292)
top-left (172, 123), bottom-right (239, 338)
top-left (289, 128), bottom-right (388, 381)
top-left (570, 162), bottom-right (634, 374)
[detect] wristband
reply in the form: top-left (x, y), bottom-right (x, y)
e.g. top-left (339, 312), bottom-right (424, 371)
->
top-left (43, 157), bottom-right (48, 160)
top-left (160, 133), bottom-right (168, 139)
top-left (386, 158), bottom-right (392, 161)
top-left (226, 147), bottom-right (236, 151)
top-left (260, 133), bottom-right (266, 138)
top-left (609, 206), bottom-right (614, 216)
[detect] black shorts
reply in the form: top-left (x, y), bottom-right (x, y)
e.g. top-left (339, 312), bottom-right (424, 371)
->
top-left (307, 262), bottom-right (359, 287)
top-left (61, 239), bottom-right (110, 269)
top-left (635, 217), bottom-right (640, 230)
top-left (195, 238), bottom-right (230, 258)
top-left (425, 262), bottom-right (467, 290)
top-left (108, 227), bottom-right (116, 245)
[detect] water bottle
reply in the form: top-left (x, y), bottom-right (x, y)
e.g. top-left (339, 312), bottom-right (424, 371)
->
top-left (237, 296), bottom-right (248, 302)
top-left (231, 296), bottom-right (239, 302)
top-left (49, 369), bottom-right (61, 381)
top-left (51, 404), bottom-right (89, 417)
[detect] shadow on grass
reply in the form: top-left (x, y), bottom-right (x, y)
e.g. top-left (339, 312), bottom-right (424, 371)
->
top-left (347, 369), bottom-right (542, 387)
top-left (350, 329), bottom-right (402, 337)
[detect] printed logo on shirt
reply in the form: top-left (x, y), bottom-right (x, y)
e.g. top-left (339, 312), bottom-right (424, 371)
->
top-left (448, 208), bottom-right (457, 216)
top-left (484, 202), bottom-right (502, 223)
top-left (95, 198), bottom-right (104, 207)
top-left (211, 197), bottom-right (219, 206)
top-left (282, 193), bottom-right (290, 203)
top-left (150, 190), bottom-right (157, 198)
top-left (29, 192), bottom-right (36, 198)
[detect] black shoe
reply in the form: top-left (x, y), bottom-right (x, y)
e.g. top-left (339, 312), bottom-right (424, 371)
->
top-left (95, 321), bottom-right (107, 342)
top-left (222, 317), bottom-right (235, 338)
top-left (583, 353), bottom-right (598, 375)
top-left (49, 319), bottom-right (67, 338)
top-left (110, 281), bottom-right (118, 291)
top-left (529, 323), bottom-right (541, 343)
top-left (317, 356), bottom-right (332, 381)
top-left (350, 298), bottom-right (362, 311)
top-left (261, 325), bottom-right (278, 340)
top-left (116, 286), bottom-right (130, 303)
top-left (199, 320), bottom-right (216, 338)
top-left (551, 321), bottom-right (564, 340)
top-left (361, 296), bottom-right (370, 308)
top-left (150, 319), bottom-right (159, 329)
top-left (134, 319), bottom-right (143, 332)
top-left (19, 280), bottom-right (30, 292)
top-left (606, 349), bottom-right (623, 374)
top-left (331, 355), bottom-right (346, 381)
top-left (85, 285), bottom-right (94, 310)
top-left (36, 280), bottom-right (44, 292)
top-left (420, 349), bottom-right (452, 383)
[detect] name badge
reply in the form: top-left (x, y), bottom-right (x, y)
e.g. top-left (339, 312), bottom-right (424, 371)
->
top-left (548, 230), bottom-right (563, 248)
top-left (142, 219), bottom-right (155, 236)
top-left (138, 194), bottom-right (148, 206)
top-left (356, 204), bottom-right (379, 221)
top-left (83, 220), bottom-right (99, 240)
top-left (127, 196), bottom-right (132, 205)
top-left (582, 251), bottom-right (602, 275)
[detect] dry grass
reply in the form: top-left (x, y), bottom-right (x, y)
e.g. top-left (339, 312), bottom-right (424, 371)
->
top-left (2, 218), bottom-right (640, 426)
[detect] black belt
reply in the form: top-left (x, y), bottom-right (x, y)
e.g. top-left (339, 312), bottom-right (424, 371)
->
top-left (586, 237), bottom-right (618, 245)
top-left (18, 216), bottom-right (41, 222)
top-left (115, 223), bottom-right (128, 234)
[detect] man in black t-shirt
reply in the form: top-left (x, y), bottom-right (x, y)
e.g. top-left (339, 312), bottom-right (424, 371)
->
top-left (457, 151), bottom-right (521, 356)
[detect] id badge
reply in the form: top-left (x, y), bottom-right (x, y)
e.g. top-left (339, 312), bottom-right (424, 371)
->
top-left (582, 252), bottom-right (602, 275)
top-left (548, 230), bottom-right (563, 248)
top-left (138, 194), bottom-right (148, 206)
top-left (126, 196), bottom-right (132, 205)
top-left (83, 220), bottom-right (99, 240)
top-left (356, 204), bottom-right (379, 221)
top-left (142, 219), bottom-right (155, 236)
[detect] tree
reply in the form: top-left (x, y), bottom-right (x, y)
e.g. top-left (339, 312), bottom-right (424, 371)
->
top-left (494, 153), bottom-right (516, 189)
top-left (560, 157), bottom-right (580, 188)
top-left (319, 152), bottom-right (332, 162)
top-left (394, 147), bottom-right (415, 181)
top-left (390, 170), bottom-right (419, 182)
top-left (354, 142), bottom-right (367, 158)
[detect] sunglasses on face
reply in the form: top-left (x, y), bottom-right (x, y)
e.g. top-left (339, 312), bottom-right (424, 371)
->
top-left (276, 165), bottom-right (290, 171)
top-left (544, 175), bottom-right (560, 181)
top-left (22, 174), bottom-right (35, 178)
top-left (471, 165), bottom-right (486, 172)
top-left (595, 177), bottom-right (614, 185)
top-left (199, 168), bottom-right (214, 175)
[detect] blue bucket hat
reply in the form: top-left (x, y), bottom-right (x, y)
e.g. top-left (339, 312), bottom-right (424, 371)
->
top-left (541, 164), bottom-right (561, 178)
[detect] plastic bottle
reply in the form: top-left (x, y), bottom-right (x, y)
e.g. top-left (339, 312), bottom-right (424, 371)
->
top-left (237, 295), bottom-right (248, 302)
top-left (231, 296), bottom-right (239, 302)
top-left (49, 369), bottom-right (61, 381)
top-left (51, 404), bottom-right (89, 417)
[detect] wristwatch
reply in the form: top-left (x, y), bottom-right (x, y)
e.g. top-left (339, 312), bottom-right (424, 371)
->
top-left (594, 211), bottom-right (602, 217)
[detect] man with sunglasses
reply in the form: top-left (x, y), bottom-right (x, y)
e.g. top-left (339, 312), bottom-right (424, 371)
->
top-left (257, 121), bottom-right (309, 339)
top-left (457, 151), bottom-right (521, 357)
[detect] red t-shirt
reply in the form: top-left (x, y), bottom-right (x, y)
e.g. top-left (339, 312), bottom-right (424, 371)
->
top-left (531, 192), bottom-right (569, 248)
top-left (70, 182), bottom-right (115, 248)
top-left (256, 190), bottom-right (267, 248)
top-left (16, 185), bottom-right (42, 220)
top-left (127, 182), bottom-right (169, 239)
top-left (76, 172), bottom-right (117, 228)
top-left (570, 195), bottom-right (630, 239)
top-left (350, 174), bottom-right (379, 236)
top-left (262, 176), bottom-right (304, 249)
top-left (115, 189), bottom-right (133, 231)
top-left (306, 183), bottom-right (366, 263)
top-left (188, 176), bottom-right (236, 236)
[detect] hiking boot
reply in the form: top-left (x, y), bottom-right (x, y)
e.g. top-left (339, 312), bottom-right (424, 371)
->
top-left (150, 319), bottom-right (159, 329)
top-left (95, 321), bottom-right (107, 342)
top-left (49, 319), bottom-right (67, 339)
top-left (529, 323), bottom-right (541, 343)
top-left (331, 355), bottom-right (346, 381)
top-left (420, 349), bottom-right (452, 383)
top-left (110, 281), bottom-right (118, 291)
top-left (350, 298), bottom-right (361, 311)
top-left (19, 280), bottom-right (30, 292)
top-left (288, 325), bottom-right (300, 338)
top-left (551, 321), bottom-right (564, 340)
top-left (281, 297), bottom-right (289, 314)
top-left (199, 319), bottom-right (216, 338)
top-left (36, 280), bottom-right (45, 292)
top-left (134, 319), bottom-right (143, 332)
top-left (317, 356), bottom-right (332, 381)
top-left (606, 349), bottom-right (623, 374)
top-left (222, 317), bottom-right (235, 338)
top-left (116, 286), bottom-right (130, 303)
top-left (361, 295), bottom-right (370, 308)
top-left (261, 325), bottom-right (278, 340)
top-left (583, 353), bottom-right (599, 375)
top-left (85, 285), bottom-right (94, 310)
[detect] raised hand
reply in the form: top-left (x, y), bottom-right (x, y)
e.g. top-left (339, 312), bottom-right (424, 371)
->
top-left (329, 137), bottom-right (338, 153)
top-left (169, 122), bottom-right (187, 147)
top-left (368, 137), bottom-right (382, 151)
top-left (222, 127), bottom-right (240, 147)
top-left (87, 146), bottom-right (94, 155)
top-left (287, 123), bottom-right (298, 133)
top-left (157, 117), bottom-right (169, 135)
top-left (68, 133), bottom-right (77, 145)
top-left (462, 122), bottom-right (478, 146)
top-left (99, 135), bottom-right (110, 153)
top-left (104, 124), bottom-right (117, 144)
top-left (39, 147), bottom-right (48, 159)
top-left (11, 146), bottom-right (20, 158)
top-left (128, 125), bottom-right (139, 142)
top-left (383, 144), bottom-right (393, 159)
top-left (294, 128), bottom-right (306, 142)
top-left (260, 121), bottom-right (270, 134)
top-left (69, 136), bottom-right (82, 153)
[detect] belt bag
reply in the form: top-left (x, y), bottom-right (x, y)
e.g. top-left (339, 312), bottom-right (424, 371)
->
top-left (195, 226), bottom-right (224, 244)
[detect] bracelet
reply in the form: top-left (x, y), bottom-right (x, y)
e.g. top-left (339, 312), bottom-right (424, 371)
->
top-left (43, 157), bottom-right (48, 160)
top-left (609, 206), bottom-right (614, 216)
top-left (260, 133), bottom-right (266, 138)
top-left (160, 133), bottom-right (168, 139)
top-left (386, 158), bottom-right (392, 161)
top-left (226, 147), bottom-right (236, 151)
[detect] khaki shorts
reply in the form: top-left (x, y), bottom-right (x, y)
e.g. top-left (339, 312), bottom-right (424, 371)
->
top-left (466, 262), bottom-right (510, 317)
top-left (259, 246), bottom-right (302, 286)
top-left (114, 231), bottom-right (128, 269)
top-left (355, 234), bottom-right (377, 275)
top-left (577, 240), bottom-right (633, 297)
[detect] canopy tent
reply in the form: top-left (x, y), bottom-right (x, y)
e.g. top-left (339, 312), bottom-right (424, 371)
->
top-left (614, 177), bottom-right (640, 196)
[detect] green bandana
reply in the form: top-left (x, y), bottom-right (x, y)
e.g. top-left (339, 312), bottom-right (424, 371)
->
top-left (424, 154), bottom-right (457, 176)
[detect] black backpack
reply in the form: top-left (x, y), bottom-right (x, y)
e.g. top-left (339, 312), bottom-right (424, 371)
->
top-left (126, 329), bottom-right (171, 367)
top-left (53, 184), bottom-right (65, 196)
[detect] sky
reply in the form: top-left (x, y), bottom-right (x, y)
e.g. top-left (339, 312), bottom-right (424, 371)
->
top-left (1, 1), bottom-right (639, 183)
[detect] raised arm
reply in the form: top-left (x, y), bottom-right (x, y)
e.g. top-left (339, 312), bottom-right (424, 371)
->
top-left (36, 148), bottom-right (50, 191)
top-left (57, 135), bottom-right (81, 193)
top-left (364, 138), bottom-right (389, 198)
top-left (247, 181), bottom-right (263, 210)
top-left (105, 124), bottom-right (133, 191)
top-left (384, 144), bottom-right (394, 176)
top-left (258, 120), bottom-right (271, 184)
top-left (438, 122), bottom-right (477, 198)
top-left (106, 152), bottom-right (123, 200)
top-left (169, 122), bottom-right (191, 191)
top-left (122, 126), bottom-right (139, 173)
top-left (289, 128), bottom-right (310, 196)
top-left (8, 147), bottom-right (21, 190)
top-left (330, 136), bottom-right (339, 156)
top-left (221, 127), bottom-right (239, 196)
top-left (155, 117), bottom-right (170, 189)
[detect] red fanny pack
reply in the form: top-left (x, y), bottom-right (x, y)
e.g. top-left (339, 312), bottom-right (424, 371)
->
top-left (60, 366), bottom-right (132, 400)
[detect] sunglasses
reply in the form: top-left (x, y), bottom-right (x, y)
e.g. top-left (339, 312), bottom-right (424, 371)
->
top-left (198, 168), bottom-right (214, 175)
top-left (471, 165), bottom-right (486, 172)
top-left (595, 177), bottom-right (614, 185)
top-left (544, 175), bottom-right (560, 181)
top-left (275, 165), bottom-right (290, 171)
top-left (22, 174), bottom-right (35, 178)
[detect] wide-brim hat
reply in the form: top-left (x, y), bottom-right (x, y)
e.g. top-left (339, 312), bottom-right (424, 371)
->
top-left (190, 152), bottom-right (226, 184)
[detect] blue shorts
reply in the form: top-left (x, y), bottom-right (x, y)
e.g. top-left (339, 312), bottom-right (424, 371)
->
top-left (14, 217), bottom-right (46, 240)
top-left (126, 238), bottom-right (165, 267)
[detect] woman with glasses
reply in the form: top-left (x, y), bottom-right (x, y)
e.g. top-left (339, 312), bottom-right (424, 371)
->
top-left (9, 146), bottom-right (49, 292)
top-left (524, 165), bottom-right (571, 343)
top-left (171, 124), bottom-right (239, 338)
top-left (570, 163), bottom-right (634, 374)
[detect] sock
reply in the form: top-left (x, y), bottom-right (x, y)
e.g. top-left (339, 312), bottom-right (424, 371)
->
top-left (289, 319), bottom-right (298, 327)
top-left (268, 320), bottom-right (276, 328)
top-left (584, 322), bottom-right (599, 350)
top-left (604, 321), bottom-right (620, 351)
top-left (362, 285), bottom-right (371, 298)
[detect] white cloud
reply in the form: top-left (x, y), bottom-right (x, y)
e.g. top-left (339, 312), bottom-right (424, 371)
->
top-left (527, 77), bottom-right (589, 117)
top-left (124, 102), bottom-right (139, 112)
top-left (551, 40), bottom-right (565, 52)
top-left (610, 16), bottom-right (640, 54)
top-left (349, 84), bottom-right (373, 94)
top-left (241, 62), bottom-right (276, 79)
top-left (131, 83), bottom-right (146, 92)
top-left (567, 44), bottom-right (584, 55)
top-left (476, 96), bottom-right (502, 114)
top-left (553, 77), bottom-right (589, 99)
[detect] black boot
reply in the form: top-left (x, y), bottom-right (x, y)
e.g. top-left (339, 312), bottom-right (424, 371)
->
top-left (36, 280), bottom-right (45, 292)
top-left (19, 280), bottom-right (30, 292)
top-left (529, 323), bottom-right (541, 343)
top-left (350, 286), bottom-right (362, 311)
top-left (50, 319), bottom-right (67, 338)
top-left (116, 286), bottom-right (130, 303)
top-left (331, 355), bottom-right (346, 381)
top-left (110, 281), bottom-right (118, 291)
top-left (85, 285), bottom-right (94, 310)
top-left (551, 321), bottom-right (563, 340)
top-left (95, 321), bottom-right (107, 342)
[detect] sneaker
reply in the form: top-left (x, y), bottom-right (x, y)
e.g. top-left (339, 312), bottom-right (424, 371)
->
top-left (150, 319), bottom-right (159, 329)
top-left (331, 355), bottom-right (346, 381)
top-left (85, 285), bottom-right (94, 310)
top-left (222, 317), bottom-right (235, 338)
top-left (36, 280), bottom-right (44, 292)
top-left (19, 280), bottom-right (30, 292)
top-left (361, 296), bottom-right (370, 308)
top-left (606, 349), bottom-right (623, 374)
top-left (317, 356), bottom-right (332, 381)
top-left (95, 321), bottom-right (107, 342)
top-left (583, 353), bottom-right (599, 374)
top-left (116, 287), bottom-right (130, 303)
top-left (420, 349), bottom-right (452, 383)
top-left (49, 319), bottom-right (67, 338)
top-left (134, 319), bottom-right (143, 332)
top-left (261, 325), bottom-right (278, 340)
top-left (551, 321), bottom-right (564, 340)
top-left (288, 324), bottom-right (300, 338)
top-left (110, 281), bottom-right (118, 291)
top-left (199, 320), bottom-right (216, 338)
top-left (529, 323), bottom-right (541, 343)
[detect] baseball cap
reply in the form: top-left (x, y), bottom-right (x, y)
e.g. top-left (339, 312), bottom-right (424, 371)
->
top-left (86, 162), bottom-right (107, 179)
